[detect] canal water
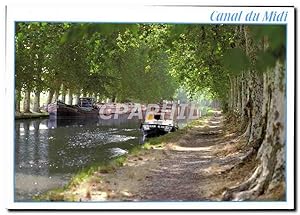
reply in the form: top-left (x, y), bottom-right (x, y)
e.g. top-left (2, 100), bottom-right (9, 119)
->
top-left (14, 115), bottom-right (143, 201)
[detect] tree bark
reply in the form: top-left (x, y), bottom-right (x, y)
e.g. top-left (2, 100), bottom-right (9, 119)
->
top-left (23, 89), bottom-right (31, 113)
top-left (46, 89), bottom-right (55, 105)
top-left (256, 61), bottom-right (285, 196)
top-left (241, 71), bottom-right (249, 119)
top-left (15, 90), bottom-right (21, 113)
top-left (232, 77), bottom-right (236, 111)
top-left (236, 77), bottom-right (242, 114)
top-left (32, 90), bottom-right (41, 113)
top-left (74, 91), bottom-right (81, 105)
top-left (222, 26), bottom-right (285, 201)
top-left (247, 72), bottom-right (264, 149)
top-left (229, 76), bottom-right (233, 110)
top-left (61, 84), bottom-right (66, 103)
top-left (67, 89), bottom-right (73, 105)
top-left (223, 61), bottom-right (285, 201)
top-left (112, 94), bottom-right (117, 103)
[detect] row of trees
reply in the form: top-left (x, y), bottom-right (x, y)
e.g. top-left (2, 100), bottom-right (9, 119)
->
top-left (15, 23), bottom-right (178, 113)
top-left (168, 25), bottom-right (286, 200)
top-left (15, 22), bottom-right (286, 199)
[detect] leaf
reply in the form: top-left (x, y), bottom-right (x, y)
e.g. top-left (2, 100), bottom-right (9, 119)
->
top-left (60, 23), bottom-right (138, 44)
top-left (222, 48), bottom-right (250, 74)
top-left (255, 50), bottom-right (277, 73)
top-left (250, 25), bottom-right (286, 51)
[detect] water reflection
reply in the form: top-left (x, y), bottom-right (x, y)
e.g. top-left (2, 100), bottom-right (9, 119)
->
top-left (15, 115), bottom-right (142, 201)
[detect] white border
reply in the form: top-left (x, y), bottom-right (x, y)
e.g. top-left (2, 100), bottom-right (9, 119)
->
top-left (4, 4), bottom-right (295, 210)
top-left (6, 5), bottom-right (295, 24)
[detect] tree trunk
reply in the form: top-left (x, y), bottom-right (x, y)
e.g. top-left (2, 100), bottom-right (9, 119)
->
top-left (46, 89), bottom-right (55, 105)
top-left (112, 94), bottom-right (117, 103)
top-left (67, 89), bottom-right (73, 105)
top-left (32, 90), bottom-right (41, 113)
top-left (236, 77), bottom-right (242, 114)
top-left (53, 90), bottom-right (59, 102)
top-left (61, 84), bottom-right (66, 103)
top-left (15, 89), bottom-right (21, 113)
top-left (223, 60), bottom-right (285, 201)
top-left (241, 71), bottom-right (249, 119)
top-left (232, 77), bottom-right (235, 110)
top-left (74, 91), bottom-right (81, 105)
top-left (247, 72), bottom-right (264, 149)
top-left (23, 89), bottom-right (31, 113)
top-left (222, 25), bottom-right (285, 201)
top-left (257, 61), bottom-right (285, 196)
top-left (229, 77), bottom-right (233, 110)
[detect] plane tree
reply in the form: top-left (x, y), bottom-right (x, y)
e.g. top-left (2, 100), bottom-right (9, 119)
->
top-left (168, 24), bottom-right (286, 200)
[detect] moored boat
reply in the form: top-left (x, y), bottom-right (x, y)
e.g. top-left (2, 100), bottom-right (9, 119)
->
top-left (47, 97), bottom-right (99, 118)
top-left (140, 111), bottom-right (178, 138)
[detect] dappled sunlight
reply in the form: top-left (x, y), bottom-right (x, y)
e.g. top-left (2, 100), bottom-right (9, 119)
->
top-left (194, 129), bottom-right (223, 135)
top-left (206, 125), bottom-right (220, 129)
top-left (171, 145), bottom-right (214, 152)
top-left (182, 160), bottom-right (211, 165)
top-left (120, 190), bottom-right (134, 198)
top-left (149, 168), bottom-right (165, 173)
top-left (212, 138), bottom-right (246, 157)
top-left (194, 125), bottom-right (208, 129)
top-left (209, 120), bottom-right (221, 124)
top-left (224, 132), bottom-right (237, 137)
top-left (54, 113), bottom-right (254, 202)
top-left (88, 191), bottom-right (108, 201)
top-left (194, 124), bottom-right (221, 129)
top-left (16, 17), bottom-right (286, 202)
top-left (126, 159), bottom-right (148, 167)
top-left (177, 135), bottom-right (223, 148)
top-left (199, 163), bottom-right (235, 176)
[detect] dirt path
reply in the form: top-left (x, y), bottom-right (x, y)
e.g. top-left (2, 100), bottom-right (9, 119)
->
top-left (66, 114), bottom-right (255, 201)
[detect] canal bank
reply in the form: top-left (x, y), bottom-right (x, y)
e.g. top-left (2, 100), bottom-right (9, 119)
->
top-left (37, 112), bottom-right (281, 202)
top-left (15, 112), bottom-right (49, 120)
top-left (36, 120), bottom-right (190, 201)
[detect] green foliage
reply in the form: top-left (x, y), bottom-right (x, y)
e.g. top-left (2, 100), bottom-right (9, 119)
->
top-left (250, 25), bottom-right (286, 52)
top-left (222, 48), bottom-right (250, 74)
top-left (168, 25), bottom-right (236, 103)
top-left (255, 50), bottom-right (277, 73)
top-left (16, 23), bottom-right (65, 93)
top-left (15, 22), bottom-right (177, 103)
top-left (15, 23), bottom-right (285, 108)
top-left (60, 23), bottom-right (137, 43)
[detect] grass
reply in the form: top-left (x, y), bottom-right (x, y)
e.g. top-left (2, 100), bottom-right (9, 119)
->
top-left (206, 108), bottom-right (215, 116)
top-left (42, 135), bottom-right (169, 201)
top-left (35, 155), bottom-right (129, 201)
top-left (68, 156), bottom-right (128, 187)
top-left (143, 116), bottom-right (210, 148)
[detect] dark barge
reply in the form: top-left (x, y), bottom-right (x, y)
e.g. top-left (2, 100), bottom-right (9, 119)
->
top-left (47, 97), bottom-right (99, 118)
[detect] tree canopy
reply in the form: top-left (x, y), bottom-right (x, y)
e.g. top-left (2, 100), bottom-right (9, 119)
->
top-left (15, 22), bottom-right (286, 107)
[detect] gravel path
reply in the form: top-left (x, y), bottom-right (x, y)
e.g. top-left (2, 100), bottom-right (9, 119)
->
top-left (68, 114), bottom-right (250, 201)
top-left (135, 115), bottom-right (242, 200)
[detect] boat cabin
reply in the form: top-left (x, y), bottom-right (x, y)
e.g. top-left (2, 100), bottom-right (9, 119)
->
top-left (78, 97), bottom-right (95, 107)
top-left (141, 111), bottom-right (178, 138)
top-left (77, 97), bottom-right (97, 111)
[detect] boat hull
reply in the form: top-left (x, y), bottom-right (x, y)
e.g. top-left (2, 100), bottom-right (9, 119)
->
top-left (141, 123), bottom-right (177, 138)
top-left (48, 102), bottom-right (99, 119)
